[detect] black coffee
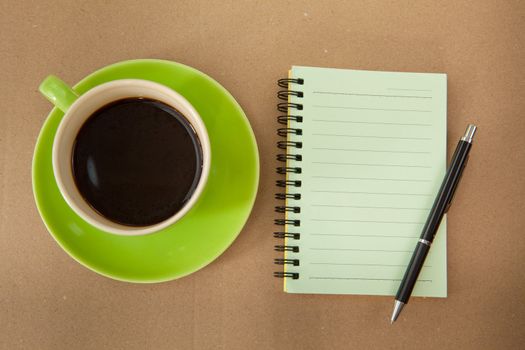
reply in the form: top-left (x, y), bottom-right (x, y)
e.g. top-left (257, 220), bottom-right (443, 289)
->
top-left (72, 98), bottom-right (203, 227)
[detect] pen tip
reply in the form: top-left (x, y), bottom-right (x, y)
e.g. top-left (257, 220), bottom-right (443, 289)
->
top-left (390, 300), bottom-right (404, 324)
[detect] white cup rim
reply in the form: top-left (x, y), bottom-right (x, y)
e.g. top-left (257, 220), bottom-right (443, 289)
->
top-left (52, 79), bottom-right (210, 236)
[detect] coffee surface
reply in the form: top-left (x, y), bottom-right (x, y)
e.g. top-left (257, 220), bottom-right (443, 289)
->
top-left (72, 98), bottom-right (202, 227)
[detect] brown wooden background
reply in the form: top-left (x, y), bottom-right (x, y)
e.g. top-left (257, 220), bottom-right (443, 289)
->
top-left (1, 1), bottom-right (524, 349)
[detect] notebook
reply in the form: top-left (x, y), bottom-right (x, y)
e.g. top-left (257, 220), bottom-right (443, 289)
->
top-left (274, 66), bottom-right (447, 297)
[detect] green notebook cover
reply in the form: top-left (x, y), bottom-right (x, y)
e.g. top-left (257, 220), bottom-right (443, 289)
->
top-left (282, 66), bottom-right (447, 297)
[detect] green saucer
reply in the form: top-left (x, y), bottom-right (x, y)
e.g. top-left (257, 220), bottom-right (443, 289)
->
top-left (32, 59), bottom-right (259, 283)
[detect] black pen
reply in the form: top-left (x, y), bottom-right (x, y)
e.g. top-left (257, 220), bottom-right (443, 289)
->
top-left (391, 124), bottom-right (477, 323)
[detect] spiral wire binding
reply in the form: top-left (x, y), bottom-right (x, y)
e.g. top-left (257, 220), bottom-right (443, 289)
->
top-left (278, 115), bottom-right (303, 125)
top-left (274, 78), bottom-right (304, 280)
top-left (277, 154), bottom-right (302, 162)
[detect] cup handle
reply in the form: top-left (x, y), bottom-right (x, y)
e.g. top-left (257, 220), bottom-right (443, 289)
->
top-left (39, 75), bottom-right (79, 112)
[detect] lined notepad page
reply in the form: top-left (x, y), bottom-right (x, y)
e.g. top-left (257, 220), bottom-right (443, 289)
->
top-left (285, 66), bottom-right (447, 296)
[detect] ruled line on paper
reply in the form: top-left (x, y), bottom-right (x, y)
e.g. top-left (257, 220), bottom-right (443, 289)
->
top-left (309, 233), bottom-right (419, 238)
top-left (311, 119), bottom-right (433, 127)
top-left (309, 277), bottom-right (432, 282)
top-left (310, 248), bottom-right (413, 252)
top-left (311, 190), bottom-right (432, 196)
top-left (310, 204), bottom-right (431, 210)
top-left (312, 147), bottom-right (431, 154)
top-left (312, 91), bottom-right (432, 99)
top-left (310, 219), bottom-right (425, 225)
top-left (388, 88), bottom-right (432, 92)
top-left (312, 161), bottom-right (432, 169)
top-left (312, 176), bottom-right (431, 183)
top-left (313, 105), bottom-right (432, 112)
top-left (310, 262), bottom-right (432, 268)
top-left (312, 133), bottom-right (432, 140)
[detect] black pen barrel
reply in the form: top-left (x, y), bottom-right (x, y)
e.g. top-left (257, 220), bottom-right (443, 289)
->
top-left (396, 132), bottom-right (473, 305)
top-left (396, 242), bottom-right (430, 303)
top-left (421, 140), bottom-right (471, 243)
